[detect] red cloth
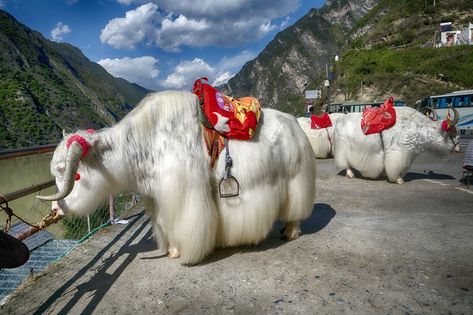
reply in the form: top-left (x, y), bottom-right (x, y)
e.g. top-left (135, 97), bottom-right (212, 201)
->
top-left (360, 97), bottom-right (396, 135)
top-left (310, 113), bottom-right (332, 129)
top-left (66, 135), bottom-right (91, 158)
top-left (193, 77), bottom-right (260, 140)
top-left (441, 110), bottom-right (454, 132)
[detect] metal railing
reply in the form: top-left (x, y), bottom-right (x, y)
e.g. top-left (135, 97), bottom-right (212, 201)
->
top-left (0, 144), bottom-right (57, 160)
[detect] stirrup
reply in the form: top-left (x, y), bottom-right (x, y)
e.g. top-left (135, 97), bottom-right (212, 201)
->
top-left (218, 175), bottom-right (240, 198)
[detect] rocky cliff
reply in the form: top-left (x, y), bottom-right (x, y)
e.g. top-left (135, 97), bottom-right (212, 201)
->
top-left (224, 0), bottom-right (381, 113)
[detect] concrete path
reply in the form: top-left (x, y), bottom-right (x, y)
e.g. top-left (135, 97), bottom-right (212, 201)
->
top-left (1, 151), bottom-right (472, 314)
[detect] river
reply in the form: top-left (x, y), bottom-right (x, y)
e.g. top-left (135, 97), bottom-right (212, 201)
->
top-left (0, 152), bottom-right (62, 235)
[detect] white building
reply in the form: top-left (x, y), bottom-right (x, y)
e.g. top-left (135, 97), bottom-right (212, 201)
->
top-left (438, 22), bottom-right (473, 47)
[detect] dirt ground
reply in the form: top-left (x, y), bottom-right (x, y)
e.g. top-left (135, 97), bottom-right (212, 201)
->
top-left (1, 151), bottom-right (472, 314)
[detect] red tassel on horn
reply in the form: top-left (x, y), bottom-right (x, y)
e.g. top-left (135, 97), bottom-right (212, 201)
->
top-left (66, 135), bottom-right (91, 158)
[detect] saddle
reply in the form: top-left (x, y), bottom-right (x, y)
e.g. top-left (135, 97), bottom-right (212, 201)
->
top-left (310, 113), bottom-right (332, 129)
top-left (193, 77), bottom-right (261, 140)
top-left (193, 78), bottom-right (262, 198)
top-left (360, 97), bottom-right (396, 135)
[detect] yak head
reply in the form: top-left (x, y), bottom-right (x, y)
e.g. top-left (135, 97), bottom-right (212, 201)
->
top-left (37, 130), bottom-right (110, 216)
top-left (425, 107), bottom-right (460, 153)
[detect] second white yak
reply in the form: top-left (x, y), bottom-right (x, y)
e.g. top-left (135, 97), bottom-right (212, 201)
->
top-left (332, 106), bottom-right (459, 184)
top-left (297, 113), bottom-right (345, 158)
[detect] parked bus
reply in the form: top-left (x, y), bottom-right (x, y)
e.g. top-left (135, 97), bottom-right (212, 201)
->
top-left (418, 90), bottom-right (473, 135)
top-left (326, 100), bottom-right (406, 114)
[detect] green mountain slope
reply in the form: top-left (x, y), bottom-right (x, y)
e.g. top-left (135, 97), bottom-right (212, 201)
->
top-left (333, 0), bottom-right (473, 106)
top-left (0, 10), bottom-right (150, 149)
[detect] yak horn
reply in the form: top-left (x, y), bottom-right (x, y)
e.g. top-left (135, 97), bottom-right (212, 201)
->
top-left (449, 106), bottom-right (459, 126)
top-left (37, 142), bottom-right (83, 201)
top-left (424, 107), bottom-right (438, 121)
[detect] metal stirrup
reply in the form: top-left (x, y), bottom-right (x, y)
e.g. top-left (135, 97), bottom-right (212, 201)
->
top-left (218, 138), bottom-right (240, 198)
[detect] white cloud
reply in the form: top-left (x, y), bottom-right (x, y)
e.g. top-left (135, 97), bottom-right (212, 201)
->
top-left (122, 0), bottom-right (300, 20)
top-left (280, 16), bottom-right (290, 29)
top-left (160, 50), bottom-right (256, 90)
top-left (117, 0), bottom-right (136, 4)
top-left (106, 0), bottom-right (300, 51)
top-left (160, 58), bottom-right (214, 90)
top-left (98, 56), bottom-right (159, 90)
top-left (212, 72), bottom-right (233, 87)
top-left (156, 15), bottom-right (210, 52)
top-left (217, 50), bottom-right (257, 73)
top-left (100, 3), bottom-right (160, 50)
top-left (51, 22), bottom-right (71, 41)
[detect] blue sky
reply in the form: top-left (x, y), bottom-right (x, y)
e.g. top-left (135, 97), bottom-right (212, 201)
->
top-left (1, 0), bottom-right (326, 91)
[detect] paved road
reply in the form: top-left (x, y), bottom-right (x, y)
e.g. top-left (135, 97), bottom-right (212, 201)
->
top-left (2, 151), bottom-right (472, 314)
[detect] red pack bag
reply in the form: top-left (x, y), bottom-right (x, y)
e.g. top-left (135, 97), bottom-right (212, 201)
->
top-left (360, 97), bottom-right (396, 135)
top-left (193, 77), bottom-right (261, 140)
top-left (310, 113), bottom-right (332, 129)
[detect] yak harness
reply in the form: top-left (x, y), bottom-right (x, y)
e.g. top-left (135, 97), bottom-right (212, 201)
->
top-left (310, 113), bottom-right (332, 129)
top-left (193, 78), bottom-right (261, 198)
top-left (360, 97), bottom-right (396, 135)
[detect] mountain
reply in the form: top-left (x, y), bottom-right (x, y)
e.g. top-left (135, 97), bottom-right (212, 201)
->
top-left (224, 0), bottom-right (473, 114)
top-left (224, 0), bottom-right (382, 113)
top-left (0, 10), bottom-right (150, 149)
top-left (333, 0), bottom-right (473, 106)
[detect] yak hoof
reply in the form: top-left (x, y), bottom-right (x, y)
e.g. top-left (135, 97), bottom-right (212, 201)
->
top-left (346, 169), bottom-right (355, 178)
top-left (281, 222), bottom-right (301, 241)
top-left (168, 247), bottom-right (180, 259)
top-left (396, 177), bottom-right (405, 184)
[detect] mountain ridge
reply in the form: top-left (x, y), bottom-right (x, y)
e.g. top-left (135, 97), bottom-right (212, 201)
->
top-left (224, 0), bottom-right (381, 112)
top-left (0, 9), bottom-right (150, 149)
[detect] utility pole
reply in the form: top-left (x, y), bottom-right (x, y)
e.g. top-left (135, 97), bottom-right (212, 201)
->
top-left (326, 64), bottom-right (330, 108)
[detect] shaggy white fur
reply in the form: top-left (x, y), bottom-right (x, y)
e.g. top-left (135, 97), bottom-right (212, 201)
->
top-left (297, 113), bottom-right (345, 158)
top-left (48, 91), bottom-right (317, 264)
top-left (332, 107), bottom-right (460, 183)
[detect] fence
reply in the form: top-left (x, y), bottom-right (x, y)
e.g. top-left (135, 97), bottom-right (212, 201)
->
top-left (0, 145), bottom-right (140, 241)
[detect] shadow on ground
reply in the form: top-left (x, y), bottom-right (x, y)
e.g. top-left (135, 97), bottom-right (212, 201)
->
top-left (32, 212), bottom-right (151, 315)
top-left (204, 203), bottom-right (336, 265)
top-left (337, 170), bottom-right (455, 182)
top-left (403, 171), bottom-right (455, 182)
top-left (31, 204), bottom-right (336, 314)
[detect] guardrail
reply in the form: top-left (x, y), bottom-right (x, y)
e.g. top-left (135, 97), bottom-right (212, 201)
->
top-left (0, 179), bottom-right (56, 205)
top-left (0, 144), bottom-right (57, 160)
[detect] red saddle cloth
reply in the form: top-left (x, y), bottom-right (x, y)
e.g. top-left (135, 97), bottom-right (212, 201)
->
top-left (360, 97), bottom-right (396, 135)
top-left (193, 77), bottom-right (261, 140)
top-left (310, 113), bottom-right (332, 129)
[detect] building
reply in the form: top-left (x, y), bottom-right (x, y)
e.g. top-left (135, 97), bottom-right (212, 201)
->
top-left (437, 22), bottom-right (473, 47)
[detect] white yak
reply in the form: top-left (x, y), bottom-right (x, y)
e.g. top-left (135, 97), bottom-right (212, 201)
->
top-left (38, 91), bottom-right (316, 264)
top-left (333, 106), bottom-right (459, 184)
top-left (297, 113), bottom-right (345, 158)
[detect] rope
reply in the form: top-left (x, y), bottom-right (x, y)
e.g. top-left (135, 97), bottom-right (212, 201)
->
top-left (223, 138), bottom-right (233, 180)
top-left (0, 195), bottom-right (38, 232)
top-left (0, 192), bottom-right (63, 237)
